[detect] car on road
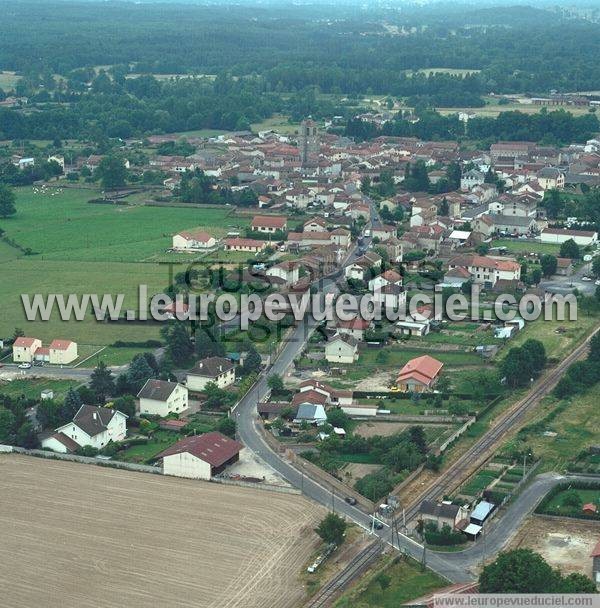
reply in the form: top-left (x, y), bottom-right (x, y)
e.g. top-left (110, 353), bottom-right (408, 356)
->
top-left (18, 362), bottom-right (32, 369)
top-left (344, 497), bottom-right (357, 505)
top-left (373, 521), bottom-right (384, 530)
top-left (596, 280), bottom-right (600, 286)
top-left (582, 276), bottom-right (592, 282)
top-left (33, 360), bottom-right (45, 367)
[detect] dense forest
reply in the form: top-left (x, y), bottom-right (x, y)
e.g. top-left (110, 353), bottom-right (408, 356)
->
top-left (1, 1), bottom-right (600, 143)
top-left (2, 1), bottom-right (600, 95)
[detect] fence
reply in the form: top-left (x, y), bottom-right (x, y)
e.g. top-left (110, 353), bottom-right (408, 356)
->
top-left (437, 417), bottom-right (477, 453)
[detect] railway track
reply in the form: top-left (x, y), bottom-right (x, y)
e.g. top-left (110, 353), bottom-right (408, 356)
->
top-left (305, 540), bottom-right (384, 608)
top-left (402, 326), bottom-right (599, 521)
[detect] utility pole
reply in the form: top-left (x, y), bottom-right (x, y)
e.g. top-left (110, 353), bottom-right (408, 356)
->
top-left (331, 486), bottom-right (335, 513)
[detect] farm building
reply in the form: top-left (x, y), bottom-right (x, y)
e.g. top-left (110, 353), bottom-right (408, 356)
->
top-left (157, 432), bottom-right (243, 480)
top-left (137, 379), bottom-right (188, 417)
top-left (222, 237), bottom-right (267, 253)
top-left (172, 230), bottom-right (217, 251)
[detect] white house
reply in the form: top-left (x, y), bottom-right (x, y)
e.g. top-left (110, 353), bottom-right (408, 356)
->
top-left (137, 379), bottom-right (188, 417)
top-left (173, 230), bottom-right (217, 251)
top-left (12, 337), bottom-right (42, 363)
top-left (48, 339), bottom-right (78, 365)
top-left (49, 405), bottom-right (128, 451)
top-left (324, 333), bottom-right (359, 364)
top-left (266, 261), bottom-right (300, 285)
top-left (187, 357), bottom-right (235, 391)
top-left (157, 432), bottom-right (243, 480)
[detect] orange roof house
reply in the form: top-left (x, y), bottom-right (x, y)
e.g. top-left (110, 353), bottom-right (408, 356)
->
top-left (396, 355), bottom-right (444, 392)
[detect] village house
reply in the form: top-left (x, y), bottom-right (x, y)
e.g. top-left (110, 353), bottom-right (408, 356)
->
top-left (460, 169), bottom-right (485, 191)
top-left (43, 405), bottom-right (128, 452)
top-left (157, 432), bottom-right (243, 480)
top-left (396, 355), bottom-right (444, 393)
top-left (537, 167), bottom-right (565, 190)
top-left (372, 224), bottom-right (396, 242)
top-left (12, 337), bottom-right (42, 363)
top-left (448, 254), bottom-right (521, 288)
top-left (298, 379), bottom-right (353, 407)
top-left (330, 227), bottom-right (351, 248)
top-left (186, 357), bottom-right (236, 391)
top-left (172, 230), bottom-right (217, 251)
top-left (419, 500), bottom-right (469, 531)
top-left (222, 237), bottom-right (267, 253)
top-left (137, 379), bottom-right (189, 417)
top-left (303, 216), bottom-right (328, 232)
top-left (324, 333), bottom-right (359, 364)
top-left (251, 215), bottom-right (288, 234)
top-left (335, 318), bottom-right (371, 341)
top-left (293, 403), bottom-right (328, 426)
top-left (48, 339), bottom-right (78, 365)
top-left (266, 261), bottom-right (300, 285)
top-left (555, 257), bottom-right (574, 276)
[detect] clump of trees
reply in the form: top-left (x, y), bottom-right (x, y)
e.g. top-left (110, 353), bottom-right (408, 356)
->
top-left (500, 339), bottom-right (546, 388)
top-left (554, 333), bottom-right (600, 398)
top-left (480, 549), bottom-right (596, 593)
top-left (315, 512), bottom-right (347, 546)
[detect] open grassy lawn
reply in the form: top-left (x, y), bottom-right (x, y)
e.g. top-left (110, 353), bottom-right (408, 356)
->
top-left (6, 186), bottom-right (240, 262)
top-left (507, 313), bottom-right (599, 359)
top-left (0, 258), bottom-right (173, 344)
top-left (114, 430), bottom-right (180, 463)
top-left (335, 557), bottom-right (447, 608)
top-left (0, 378), bottom-right (78, 400)
top-left (251, 114), bottom-right (300, 135)
top-left (491, 238), bottom-right (561, 256)
top-left (0, 70), bottom-right (21, 90)
top-left (510, 390), bottom-right (600, 473)
top-left (544, 488), bottom-right (600, 516)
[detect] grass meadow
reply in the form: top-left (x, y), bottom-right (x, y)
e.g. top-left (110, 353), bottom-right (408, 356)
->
top-left (0, 186), bottom-right (249, 352)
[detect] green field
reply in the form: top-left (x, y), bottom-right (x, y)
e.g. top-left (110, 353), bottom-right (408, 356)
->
top-left (0, 186), bottom-right (253, 352)
top-left (491, 239), bottom-right (561, 256)
top-left (508, 314), bottom-right (598, 359)
top-left (0, 71), bottom-right (20, 90)
top-left (6, 187), bottom-right (243, 262)
top-left (251, 114), bottom-right (300, 135)
top-left (335, 557), bottom-right (447, 608)
top-left (114, 430), bottom-right (180, 463)
top-left (0, 378), bottom-right (78, 400)
top-left (510, 390), bottom-right (600, 473)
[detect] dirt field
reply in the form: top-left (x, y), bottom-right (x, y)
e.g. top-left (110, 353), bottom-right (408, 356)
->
top-left (0, 454), bottom-right (325, 608)
top-left (355, 422), bottom-right (408, 438)
top-left (342, 463), bottom-right (382, 485)
top-left (508, 515), bottom-right (600, 577)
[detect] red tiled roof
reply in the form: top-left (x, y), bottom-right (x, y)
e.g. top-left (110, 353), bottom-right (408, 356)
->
top-left (397, 355), bottom-right (443, 386)
top-left (337, 318), bottom-right (370, 330)
top-left (49, 339), bottom-right (75, 351)
top-left (177, 230), bottom-right (213, 242)
top-left (223, 237), bottom-right (265, 249)
top-left (157, 432), bottom-right (242, 467)
top-left (251, 215), bottom-right (287, 229)
top-left (14, 337), bottom-right (39, 348)
top-left (292, 390), bottom-right (328, 407)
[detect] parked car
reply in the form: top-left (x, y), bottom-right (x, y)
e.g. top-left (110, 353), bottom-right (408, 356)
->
top-left (582, 276), bottom-right (592, 282)
top-left (345, 497), bottom-right (357, 506)
top-left (18, 362), bottom-right (32, 369)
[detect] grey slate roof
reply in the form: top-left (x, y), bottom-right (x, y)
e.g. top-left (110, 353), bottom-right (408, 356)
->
top-left (137, 379), bottom-right (179, 401)
top-left (71, 405), bottom-right (126, 437)
top-left (189, 357), bottom-right (234, 378)
top-left (420, 499), bottom-right (460, 520)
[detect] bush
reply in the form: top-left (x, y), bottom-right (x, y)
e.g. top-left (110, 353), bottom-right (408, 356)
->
top-left (424, 522), bottom-right (465, 546)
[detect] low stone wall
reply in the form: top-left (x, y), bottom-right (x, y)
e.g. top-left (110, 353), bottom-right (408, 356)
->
top-left (211, 477), bottom-right (300, 495)
top-left (1, 445), bottom-right (161, 475)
